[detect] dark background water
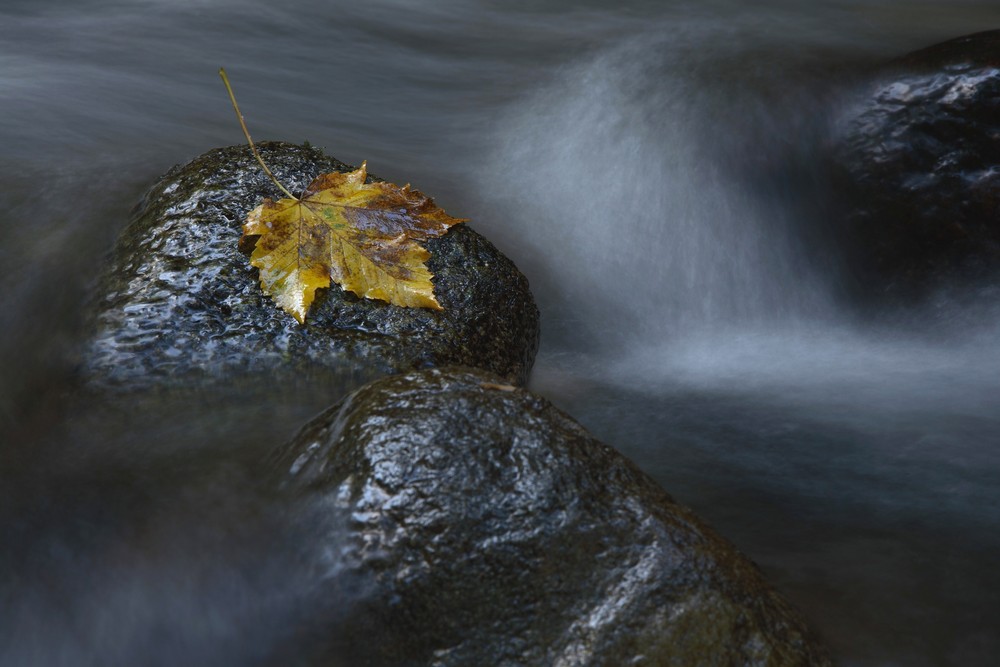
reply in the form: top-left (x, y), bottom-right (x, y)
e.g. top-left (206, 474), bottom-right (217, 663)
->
top-left (3, 1), bottom-right (1000, 665)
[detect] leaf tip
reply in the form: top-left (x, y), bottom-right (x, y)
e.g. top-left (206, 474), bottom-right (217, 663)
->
top-left (423, 293), bottom-right (445, 311)
top-left (279, 289), bottom-right (313, 325)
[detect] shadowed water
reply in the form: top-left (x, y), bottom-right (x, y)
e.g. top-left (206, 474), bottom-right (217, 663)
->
top-left (3, 1), bottom-right (1000, 665)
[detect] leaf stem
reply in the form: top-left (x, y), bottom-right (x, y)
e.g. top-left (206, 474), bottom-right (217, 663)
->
top-left (219, 67), bottom-right (297, 200)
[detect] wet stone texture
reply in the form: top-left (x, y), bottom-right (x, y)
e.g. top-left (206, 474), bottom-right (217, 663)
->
top-left (82, 142), bottom-right (539, 390)
top-left (833, 30), bottom-right (1000, 302)
top-left (278, 367), bottom-right (831, 667)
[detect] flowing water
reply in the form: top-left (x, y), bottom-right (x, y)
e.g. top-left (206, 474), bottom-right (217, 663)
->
top-left (3, 1), bottom-right (1000, 665)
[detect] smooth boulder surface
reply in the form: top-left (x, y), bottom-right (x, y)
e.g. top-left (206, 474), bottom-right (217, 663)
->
top-left (82, 142), bottom-right (539, 389)
top-left (833, 30), bottom-right (1000, 301)
top-left (277, 367), bottom-right (831, 667)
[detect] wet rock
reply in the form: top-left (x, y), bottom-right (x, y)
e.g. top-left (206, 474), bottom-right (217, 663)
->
top-left (82, 142), bottom-right (539, 389)
top-left (278, 367), bottom-right (831, 666)
top-left (833, 30), bottom-right (1000, 302)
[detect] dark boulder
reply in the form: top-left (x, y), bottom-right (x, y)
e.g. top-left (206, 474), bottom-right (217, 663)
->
top-left (833, 30), bottom-right (1000, 301)
top-left (82, 142), bottom-right (539, 390)
top-left (277, 366), bottom-right (831, 666)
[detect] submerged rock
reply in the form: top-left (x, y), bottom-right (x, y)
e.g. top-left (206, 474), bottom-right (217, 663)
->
top-left (82, 142), bottom-right (539, 389)
top-left (278, 367), bottom-right (831, 666)
top-left (833, 30), bottom-right (1000, 301)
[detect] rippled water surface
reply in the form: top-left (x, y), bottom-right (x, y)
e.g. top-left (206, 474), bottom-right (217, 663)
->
top-left (3, 1), bottom-right (1000, 665)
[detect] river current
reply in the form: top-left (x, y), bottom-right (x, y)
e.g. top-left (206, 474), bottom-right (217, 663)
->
top-left (2, 1), bottom-right (1000, 665)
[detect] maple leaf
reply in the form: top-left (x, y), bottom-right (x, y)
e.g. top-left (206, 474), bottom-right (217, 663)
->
top-left (241, 162), bottom-right (466, 323)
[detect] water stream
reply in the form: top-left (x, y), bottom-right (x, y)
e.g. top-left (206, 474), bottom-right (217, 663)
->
top-left (3, 1), bottom-right (1000, 665)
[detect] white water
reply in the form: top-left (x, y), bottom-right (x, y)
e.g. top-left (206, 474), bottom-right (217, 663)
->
top-left (479, 30), bottom-right (835, 346)
top-left (3, 1), bottom-right (1000, 665)
top-left (480, 24), bottom-right (1000, 664)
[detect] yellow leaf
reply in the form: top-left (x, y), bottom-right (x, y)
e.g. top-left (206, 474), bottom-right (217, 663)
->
top-left (242, 162), bottom-right (466, 323)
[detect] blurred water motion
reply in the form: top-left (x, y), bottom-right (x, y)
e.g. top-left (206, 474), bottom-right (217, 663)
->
top-left (3, 1), bottom-right (1000, 665)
